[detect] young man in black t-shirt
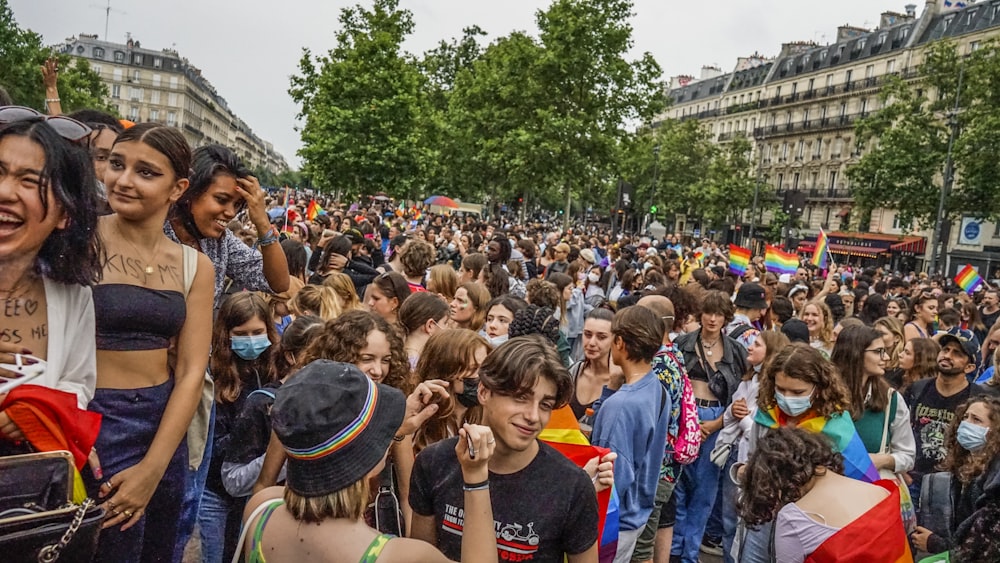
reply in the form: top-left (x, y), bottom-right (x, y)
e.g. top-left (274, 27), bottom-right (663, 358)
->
top-left (410, 336), bottom-right (602, 563)
top-left (903, 332), bottom-right (984, 502)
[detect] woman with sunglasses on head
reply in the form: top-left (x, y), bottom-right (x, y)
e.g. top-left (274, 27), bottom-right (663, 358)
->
top-left (830, 326), bottom-right (916, 478)
top-left (905, 293), bottom-right (938, 342)
top-left (0, 113), bottom-right (102, 418)
top-left (165, 145), bottom-right (288, 309)
top-left (90, 123), bottom-right (215, 562)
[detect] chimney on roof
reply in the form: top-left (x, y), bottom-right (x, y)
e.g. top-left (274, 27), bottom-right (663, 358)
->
top-left (880, 11), bottom-right (914, 27)
top-left (779, 41), bottom-right (817, 57)
top-left (836, 25), bottom-right (870, 42)
top-left (700, 65), bottom-right (722, 80)
top-left (670, 75), bottom-right (695, 89)
top-left (905, 4), bottom-right (917, 17)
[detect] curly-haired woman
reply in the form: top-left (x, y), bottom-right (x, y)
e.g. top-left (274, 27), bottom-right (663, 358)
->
top-left (911, 395), bottom-right (1000, 559)
top-left (801, 299), bottom-right (835, 357)
top-left (738, 427), bottom-right (911, 562)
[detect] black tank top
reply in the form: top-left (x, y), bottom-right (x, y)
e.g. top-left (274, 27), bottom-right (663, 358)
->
top-left (93, 284), bottom-right (186, 351)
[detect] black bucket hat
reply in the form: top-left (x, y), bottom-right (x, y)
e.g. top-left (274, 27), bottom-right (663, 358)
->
top-left (272, 360), bottom-right (405, 496)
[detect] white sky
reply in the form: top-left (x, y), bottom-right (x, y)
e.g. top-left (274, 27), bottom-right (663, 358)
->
top-left (13, 0), bottom-right (898, 168)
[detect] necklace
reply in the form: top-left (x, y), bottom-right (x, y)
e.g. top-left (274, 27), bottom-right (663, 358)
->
top-left (702, 336), bottom-right (721, 357)
top-left (115, 220), bottom-right (162, 277)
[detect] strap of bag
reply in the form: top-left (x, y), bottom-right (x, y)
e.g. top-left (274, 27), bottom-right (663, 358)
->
top-left (879, 388), bottom-right (894, 454)
top-left (231, 499), bottom-right (283, 563)
top-left (248, 389), bottom-right (276, 400)
top-left (37, 498), bottom-right (95, 563)
top-left (182, 244), bottom-right (198, 298)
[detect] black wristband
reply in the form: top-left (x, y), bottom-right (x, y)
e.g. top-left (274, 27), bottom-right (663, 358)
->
top-left (463, 479), bottom-right (489, 489)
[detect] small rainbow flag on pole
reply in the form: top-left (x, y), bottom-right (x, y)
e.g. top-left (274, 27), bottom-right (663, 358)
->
top-left (812, 228), bottom-right (830, 269)
top-left (306, 199), bottom-right (324, 221)
top-left (764, 245), bottom-right (799, 275)
top-left (955, 264), bottom-right (984, 295)
top-left (728, 244), bottom-right (751, 276)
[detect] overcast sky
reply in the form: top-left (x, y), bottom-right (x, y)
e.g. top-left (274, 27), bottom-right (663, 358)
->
top-left (13, 0), bottom-right (901, 168)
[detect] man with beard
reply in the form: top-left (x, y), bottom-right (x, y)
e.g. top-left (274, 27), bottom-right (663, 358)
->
top-left (902, 331), bottom-right (984, 501)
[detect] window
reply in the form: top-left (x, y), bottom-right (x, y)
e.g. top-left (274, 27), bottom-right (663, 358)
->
top-left (860, 98), bottom-right (869, 115)
top-left (840, 101), bottom-right (848, 117)
top-left (93, 47), bottom-right (105, 59)
top-left (876, 32), bottom-right (888, 48)
top-left (166, 111), bottom-right (177, 126)
top-left (833, 138), bottom-right (844, 156)
top-left (131, 70), bottom-right (140, 82)
top-left (845, 69), bottom-right (853, 84)
top-left (151, 90), bottom-right (160, 104)
top-left (796, 140), bottom-right (805, 159)
top-left (777, 173), bottom-right (784, 190)
top-left (803, 54), bottom-right (811, 67)
top-left (826, 74), bottom-right (834, 87)
top-left (129, 106), bottom-right (139, 120)
top-left (169, 76), bottom-right (178, 89)
top-left (892, 214), bottom-right (908, 230)
top-left (901, 27), bottom-right (911, 41)
top-left (167, 93), bottom-right (178, 107)
top-left (970, 41), bottom-right (981, 54)
top-left (829, 171), bottom-right (838, 190)
top-left (112, 68), bottom-right (122, 82)
top-left (114, 51), bottom-right (124, 63)
top-left (133, 53), bottom-right (143, 65)
top-left (887, 59), bottom-right (896, 73)
top-left (813, 138), bottom-right (823, 158)
top-left (808, 78), bottom-right (814, 91)
top-left (152, 74), bottom-right (161, 87)
top-left (781, 142), bottom-right (789, 159)
top-left (791, 82), bottom-right (798, 95)
top-left (865, 65), bottom-right (875, 79)
top-left (803, 108), bottom-right (810, 123)
top-left (150, 109), bottom-right (159, 122)
top-left (811, 172), bottom-right (819, 188)
top-left (793, 173), bottom-right (801, 190)
top-left (91, 65), bottom-right (101, 77)
top-left (111, 84), bottom-right (121, 98)
top-left (857, 38), bottom-right (867, 52)
top-left (153, 57), bottom-right (162, 69)
top-left (821, 106), bottom-right (828, 120)
top-left (820, 49), bottom-right (828, 62)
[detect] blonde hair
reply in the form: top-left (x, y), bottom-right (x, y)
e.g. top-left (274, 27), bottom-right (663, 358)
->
top-left (804, 299), bottom-right (835, 350)
top-left (874, 315), bottom-right (905, 369)
top-left (323, 272), bottom-right (361, 312)
top-left (283, 478), bottom-right (369, 524)
top-left (289, 285), bottom-right (342, 320)
top-left (427, 264), bottom-right (458, 301)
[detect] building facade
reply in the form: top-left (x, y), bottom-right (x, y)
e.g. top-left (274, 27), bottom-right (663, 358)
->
top-left (59, 34), bottom-right (288, 175)
top-left (660, 0), bottom-right (1000, 275)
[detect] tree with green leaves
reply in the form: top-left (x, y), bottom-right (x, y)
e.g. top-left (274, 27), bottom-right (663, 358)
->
top-left (0, 0), bottom-right (111, 113)
top-left (289, 0), bottom-right (428, 200)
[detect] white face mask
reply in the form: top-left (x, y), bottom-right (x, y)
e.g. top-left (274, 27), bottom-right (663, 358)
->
top-left (588, 272), bottom-right (601, 284)
top-left (488, 334), bottom-right (509, 347)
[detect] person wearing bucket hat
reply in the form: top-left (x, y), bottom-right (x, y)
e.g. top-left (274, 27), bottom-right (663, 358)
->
top-left (240, 360), bottom-right (499, 563)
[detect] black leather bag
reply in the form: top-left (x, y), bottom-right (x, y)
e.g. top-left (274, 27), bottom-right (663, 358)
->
top-left (919, 471), bottom-right (954, 547)
top-left (0, 451), bottom-right (105, 563)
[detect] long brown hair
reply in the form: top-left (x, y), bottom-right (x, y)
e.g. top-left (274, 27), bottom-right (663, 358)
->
top-left (902, 338), bottom-right (941, 391)
top-left (758, 343), bottom-right (851, 418)
top-left (831, 325), bottom-right (890, 419)
top-left (744, 331), bottom-right (789, 382)
top-left (211, 292), bottom-right (278, 404)
top-left (941, 396), bottom-right (1000, 484)
top-left (412, 329), bottom-right (490, 453)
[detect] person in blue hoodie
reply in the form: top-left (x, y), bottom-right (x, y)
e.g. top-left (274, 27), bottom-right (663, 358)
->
top-left (591, 306), bottom-right (671, 563)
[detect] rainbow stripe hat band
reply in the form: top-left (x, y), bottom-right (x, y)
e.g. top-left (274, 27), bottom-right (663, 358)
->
top-left (284, 376), bottom-right (379, 461)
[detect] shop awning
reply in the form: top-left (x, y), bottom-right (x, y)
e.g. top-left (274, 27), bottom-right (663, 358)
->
top-left (797, 240), bottom-right (884, 258)
top-left (889, 236), bottom-right (927, 254)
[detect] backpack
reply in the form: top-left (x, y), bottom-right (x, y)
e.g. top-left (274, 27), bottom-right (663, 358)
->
top-left (656, 346), bottom-right (702, 465)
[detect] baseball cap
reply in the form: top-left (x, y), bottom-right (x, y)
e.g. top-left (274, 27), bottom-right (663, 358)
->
top-left (735, 283), bottom-right (768, 310)
top-left (344, 229), bottom-right (365, 245)
top-left (271, 360), bottom-right (406, 496)
top-left (939, 329), bottom-right (981, 371)
top-left (580, 248), bottom-right (596, 264)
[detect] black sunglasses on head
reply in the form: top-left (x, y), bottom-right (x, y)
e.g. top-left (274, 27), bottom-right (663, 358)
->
top-left (0, 106), bottom-right (92, 143)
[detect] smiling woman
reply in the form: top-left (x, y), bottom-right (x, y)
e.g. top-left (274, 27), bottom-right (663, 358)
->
top-left (165, 144), bottom-right (289, 308)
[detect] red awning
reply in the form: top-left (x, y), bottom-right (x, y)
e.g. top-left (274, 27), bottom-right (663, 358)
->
top-left (797, 240), bottom-right (883, 258)
top-left (889, 236), bottom-right (927, 254)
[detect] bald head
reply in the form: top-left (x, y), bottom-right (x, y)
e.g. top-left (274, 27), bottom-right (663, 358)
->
top-left (637, 295), bottom-right (674, 342)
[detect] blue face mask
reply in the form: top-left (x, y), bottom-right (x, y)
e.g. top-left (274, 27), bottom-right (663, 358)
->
top-left (957, 421), bottom-right (989, 451)
top-left (231, 334), bottom-right (271, 361)
top-left (487, 334), bottom-right (509, 348)
top-left (775, 390), bottom-right (813, 417)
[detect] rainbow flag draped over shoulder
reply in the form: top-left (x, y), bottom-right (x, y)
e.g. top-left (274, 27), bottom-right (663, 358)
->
top-left (541, 406), bottom-right (619, 563)
top-left (728, 245), bottom-right (751, 276)
top-left (753, 407), bottom-right (879, 483)
top-left (955, 264), bottom-right (984, 295)
top-left (812, 228), bottom-right (830, 270)
top-left (764, 245), bottom-right (799, 276)
top-left (806, 480), bottom-right (913, 562)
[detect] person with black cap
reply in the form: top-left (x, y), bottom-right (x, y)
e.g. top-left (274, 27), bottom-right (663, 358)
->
top-left (902, 331), bottom-right (985, 503)
top-left (238, 360), bottom-right (499, 562)
top-left (727, 283), bottom-right (768, 338)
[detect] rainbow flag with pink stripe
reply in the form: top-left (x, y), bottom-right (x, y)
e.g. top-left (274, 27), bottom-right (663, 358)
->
top-left (764, 245), bottom-right (799, 276)
top-left (812, 228), bottom-right (829, 270)
top-left (728, 244), bottom-right (751, 276)
top-left (955, 264), bottom-right (984, 295)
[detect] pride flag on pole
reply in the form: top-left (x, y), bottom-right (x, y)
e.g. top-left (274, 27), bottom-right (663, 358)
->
top-left (955, 264), bottom-right (984, 295)
top-left (812, 228), bottom-right (830, 270)
top-left (541, 406), bottom-right (619, 563)
top-left (764, 245), bottom-right (799, 276)
top-left (728, 244), bottom-right (751, 276)
top-left (306, 199), bottom-right (324, 221)
top-left (693, 250), bottom-right (705, 264)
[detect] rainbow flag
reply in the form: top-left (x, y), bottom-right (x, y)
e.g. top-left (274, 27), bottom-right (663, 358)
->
top-left (728, 245), bottom-right (751, 276)
top-left (955, 264), bottom-right (984, 295)
top-left (764, 245), bottom-right (799, 276)
top-left (806, 481), bottom-right (913, 562)
top-left (541, 406), bottom-right (619, 563)
top-left (306, 199), bottom-right (324, 221)
top-left (693, 250), bottom-right (704, 264)
top-left (754, 407), bottom-right (879, 483)
top-left (812, 228), bottom-right (829, 270)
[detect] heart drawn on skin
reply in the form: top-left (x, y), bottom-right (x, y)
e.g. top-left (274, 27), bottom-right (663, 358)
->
top-left (23, 299), bottom-right (39, 316)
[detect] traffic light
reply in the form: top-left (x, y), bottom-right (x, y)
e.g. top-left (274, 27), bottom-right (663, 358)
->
top-left (650, 205), bottom-right (658, 214)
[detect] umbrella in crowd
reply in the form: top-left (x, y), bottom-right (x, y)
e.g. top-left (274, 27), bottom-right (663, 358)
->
top-left (424, 195), bottom-right (459, 208)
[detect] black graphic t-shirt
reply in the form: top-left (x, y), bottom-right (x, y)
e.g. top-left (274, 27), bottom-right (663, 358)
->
top-left (410, 437), bottom-right (599, 562)
top-left (903, 378), bottom-right (983, 482)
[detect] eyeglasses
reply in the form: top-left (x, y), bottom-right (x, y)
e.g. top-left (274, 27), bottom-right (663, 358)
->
top-left (865, 347), bottom-right (890, 359)
top-left (0, 106), bottom-right (92, 143)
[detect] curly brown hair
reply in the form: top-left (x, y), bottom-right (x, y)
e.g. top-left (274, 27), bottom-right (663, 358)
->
top-left (298, 310), bottom-right (412, 393)
top-left (737, 426), bottom-right (845, 527)
top-left (901, 337), bottom-right (941, 392)
top-left (526, 278), bottom-right (560, 309)
top-left (399, 239), bottom-right (436, 278)
top-left (212, 292), bottom-right (278, 404)
top-left (758, 343), bottom-right (851, 418)
top-left (941, 396), bottom-right (1000, 485)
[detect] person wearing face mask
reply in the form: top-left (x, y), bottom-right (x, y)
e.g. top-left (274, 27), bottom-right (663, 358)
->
top-left (911, 396), bottom-right (1000, 559)
top-left (583, 266), bottom-right (606, 307)
top-left (483, 296), bottom-right (527, 348)
top-left (198, 293), bottom-right (279, 563)
top-left (735, 343), bottom-right (879, 562)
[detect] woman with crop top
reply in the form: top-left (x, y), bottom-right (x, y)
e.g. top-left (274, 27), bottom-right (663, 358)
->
top-left (671, 290), bottom-right (748, 563)
top-left (88, 123), bottom-right (214, 563)
top-left (0, 115), bottom-right (102, 419)
top-left (165, 144), bottom-right (288, 308)
top-left (569, 308), bottom-right (615, 422)
top-left (905, 293), bottom-right (938, 343)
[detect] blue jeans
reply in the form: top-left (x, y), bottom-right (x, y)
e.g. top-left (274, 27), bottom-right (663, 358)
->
top-left (737, 520), bottom-right (774, 563)
top-left (670, 404), bottom-right (725, 563)
top-left (718, 450), bottom-right (739, 563)
top-left (85, 379), bottom-right (188, 563)
top-left (197, 486), bottom-right (246, 563)
top-left (173, 405), bottom-right (216, 562)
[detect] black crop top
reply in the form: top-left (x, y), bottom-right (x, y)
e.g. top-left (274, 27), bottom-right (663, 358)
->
top-left (93, 284), bottom-right (186, 351)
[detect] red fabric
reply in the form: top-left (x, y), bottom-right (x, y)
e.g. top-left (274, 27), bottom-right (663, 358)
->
top-left (0, 385), bottom-right (102, 470)
top-left (805, 480), bottom-right (913, 563)
top-left (543, 441), bottom-right (612, 541)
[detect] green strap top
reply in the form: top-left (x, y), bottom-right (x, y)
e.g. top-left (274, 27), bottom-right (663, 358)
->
top-left (247, 500), bottom-right (393, 563)
top-left (856, 390), bottom-right (898, 454)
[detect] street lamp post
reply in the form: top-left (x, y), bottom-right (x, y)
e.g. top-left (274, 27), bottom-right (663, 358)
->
top-left (644, 144), bottom-right (660, 234)
top-left (748, 136), bottom-right (765, 249)
top-left (929, 65), bottom-right (964, 276)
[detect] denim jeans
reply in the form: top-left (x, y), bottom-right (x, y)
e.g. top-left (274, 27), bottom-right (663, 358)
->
top-left (670, 404), bottom-right (725, 563)
top-left (736, 520), bottom-right (774, 563)
top-left (173, 405), bottom-right (216, 562)
top-left (84, 379), bottom-right (188, 563)
top-left (197, 486), bottom-right (246, 563)
top-left (718, 450), bottom-right (739, 563)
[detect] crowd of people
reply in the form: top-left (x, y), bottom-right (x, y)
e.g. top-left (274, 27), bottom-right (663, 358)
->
top-left (1, 81), bottom-right (1000, 563)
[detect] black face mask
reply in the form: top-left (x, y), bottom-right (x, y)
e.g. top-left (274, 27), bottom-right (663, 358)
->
top-left (457, 378), bottom-right (480, 408)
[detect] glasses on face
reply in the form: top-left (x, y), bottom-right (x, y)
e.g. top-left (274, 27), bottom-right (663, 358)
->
top-left (865, 347), bottom-right (889, 359)
top-left (0, 106), bottom-right (92, 143)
